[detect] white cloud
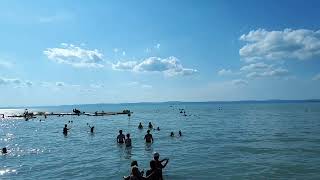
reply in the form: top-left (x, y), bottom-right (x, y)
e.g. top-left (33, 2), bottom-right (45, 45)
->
top-left (112, 56), bottom-right (197, 76)
top-left (112, 61), bottom-right (137, 71)
top-left (122, 51), bottom-right (126, 56)
top-left (90, 84), bottom-right (104, 88)
top-left (127, 81), bottom-right (152, 89)
top-left (232, 79), bottom-right (248, 86)
top-left (25, 81), bottom-right (33, 87)
top-left (240, 62), bottom-right (272, 71)
top-left (0, 77), bottom-right (32, 87)
top-left (0, 77), bottom-right (21, 85)
top-left (240, 28), bottom-right (320, 62)
top-left (44, 43), bottom-right (104, 68)
top-left (218, 69), bottom-right (233, 76)
top-left (246, 68), bottom-right (289, 78)
top-left (312, 73), bottom-right (320, 80)
top-left (56, 82), bottom-right (65, 87)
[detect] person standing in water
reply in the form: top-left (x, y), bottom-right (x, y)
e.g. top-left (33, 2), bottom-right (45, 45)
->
top-left (63, 124), bottom-right (70, 135)
top-left (2, 147), bottom-right (7, 154)
top-left (146, 160), bottom-right (162, 180)
top-left (117, 130), bottom-right (125, 144)
top-left (153, 152), bottom-right (169, 179)
top-left (148, 122), bottom-right (153, 129)
top-left (170, 132), bottom-right (174, 137)
top-left (179, 130), bottom-right (182, 136)
top-left (144, 130), bottom-right (153, 143)
top-left (90, 126), bottom-right (94, 133)
top-left (138, 122), bottom-right (143, 129)
top-left (125, 133), bottom-right (132, 147)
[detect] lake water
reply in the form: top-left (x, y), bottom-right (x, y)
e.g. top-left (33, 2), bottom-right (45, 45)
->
top-left (1, 102), bottom-right (320, 179)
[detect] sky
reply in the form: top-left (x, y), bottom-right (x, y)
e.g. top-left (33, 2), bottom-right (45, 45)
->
top-left (0, 0), bottom-right (320, 106)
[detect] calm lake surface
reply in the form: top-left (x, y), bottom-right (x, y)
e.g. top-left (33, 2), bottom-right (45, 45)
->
top-left (1, 102), bottom-right (320, 179)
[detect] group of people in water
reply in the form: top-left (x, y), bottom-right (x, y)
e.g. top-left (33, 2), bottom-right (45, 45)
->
top-left (117, 121), bottom-right (182, 179)
top-left (124, 152), bottom-right (169, 180)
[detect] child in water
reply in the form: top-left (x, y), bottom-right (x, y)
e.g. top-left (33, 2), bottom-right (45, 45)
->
top-left (138, 122), bottom-right (143, 129)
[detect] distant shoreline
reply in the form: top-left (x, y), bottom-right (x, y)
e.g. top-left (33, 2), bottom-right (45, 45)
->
top-left (1, 99), bottom-right (320, 109)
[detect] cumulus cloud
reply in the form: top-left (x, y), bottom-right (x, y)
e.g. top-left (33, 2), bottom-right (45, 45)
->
top-left (246, 67), bottom-right (289, 78)
top-left (44, 43), bottom-right (104, 68)
top-left (312, 73), bottom-right (320, 80)
top-left (240, 62), bottom-right (272, 71)
top-left (0, 77), bottom-right (32, 87)
top-left (112, 56), bottom-right (198, 76)
top-left (112, 61), bottom-right (137, 71)
top-left (232, 79), bottom-right (248, 86)
top-left (218, 69), bottom-right (233, 76)
top-left (239, 28), bottom-right (320, 62)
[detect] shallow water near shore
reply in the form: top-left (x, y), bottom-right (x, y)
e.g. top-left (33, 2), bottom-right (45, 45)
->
top-left (1, 102), bottom-right (320, 179)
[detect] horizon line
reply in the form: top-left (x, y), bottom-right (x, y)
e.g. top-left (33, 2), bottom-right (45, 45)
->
top-left (1, 99), bottom-right (320, 109)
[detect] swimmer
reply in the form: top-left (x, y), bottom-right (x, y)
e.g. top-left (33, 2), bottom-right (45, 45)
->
top-left (138, 122), bottom-right (143, 129)
top-left (125, 133), bottom-right (132, 147)
top-left (148, 122), bottom-right (153, 129)
top-left (156, 127), bottom-right (160, 131)
top-left (144, 130), bottom-right (153, 143)
top-left (117, 130), bottom-right (125, 144)
top-left (2, 147), bottom-right (7, 154)
top-left (170, 132), bottom-right (174, 137)
top-left (179, 130), bottom-right (182, 136)
top-left (63, 124), bottom-right (70, 135)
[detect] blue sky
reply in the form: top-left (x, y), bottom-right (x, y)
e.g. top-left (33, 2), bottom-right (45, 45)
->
top-left (0, 0), bottom-right (320, 106)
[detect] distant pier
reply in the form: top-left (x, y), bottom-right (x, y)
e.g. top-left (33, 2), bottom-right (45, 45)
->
top-left (1, 109), bottom-right (132, 119)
